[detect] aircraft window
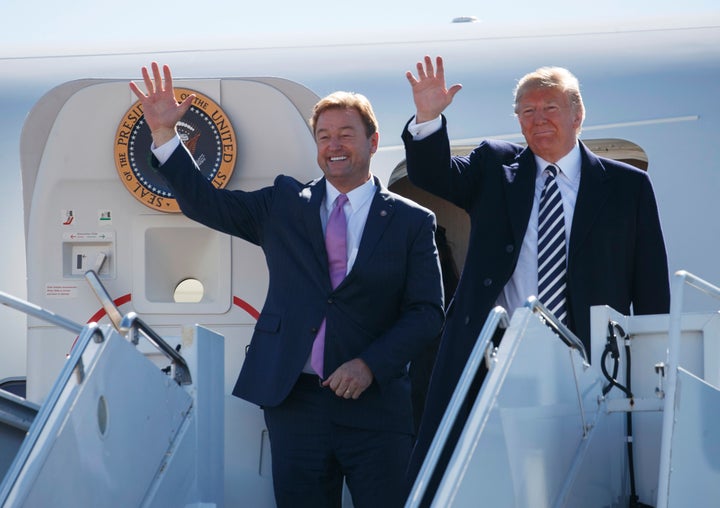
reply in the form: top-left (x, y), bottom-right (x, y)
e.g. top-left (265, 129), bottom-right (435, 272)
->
top-left (174, 278), bottom-right (205, 303)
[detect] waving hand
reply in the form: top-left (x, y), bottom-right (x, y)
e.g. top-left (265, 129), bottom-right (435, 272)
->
top-left (129, 62), bottom-right (195, 147)
top-left (406, 56), bottom-right (462, 123)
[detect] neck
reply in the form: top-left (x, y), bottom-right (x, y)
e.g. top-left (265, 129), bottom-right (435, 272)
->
top-left (327, 174), bottom-right (372, 194)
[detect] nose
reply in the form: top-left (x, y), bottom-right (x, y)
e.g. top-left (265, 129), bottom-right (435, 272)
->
top-left (533, 109), bottom-right (547, 123)
top-left (328, 135), bottom-right (343, 149)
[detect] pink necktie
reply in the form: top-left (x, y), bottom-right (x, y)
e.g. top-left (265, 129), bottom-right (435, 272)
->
top-left (311, 194), bottom-right (348, 377)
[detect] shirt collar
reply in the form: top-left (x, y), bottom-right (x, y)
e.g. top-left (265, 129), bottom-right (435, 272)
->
top-left (324, 175), bottom-right (376, 212)
top-left (534, 142), bottom-right (581, 182)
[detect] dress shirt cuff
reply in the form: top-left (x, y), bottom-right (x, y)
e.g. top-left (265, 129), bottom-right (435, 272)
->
top-left (407, 115), bottom-right (442, 140)
top-left (151, 135), bottom-right (181, 165)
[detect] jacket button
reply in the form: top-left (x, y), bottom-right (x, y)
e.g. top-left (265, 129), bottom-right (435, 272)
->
top-left (311, 327), bottom-right (318, 333)
top-left (328, 298), bottom-right (334, 304)
top-left (464, 315), bottom-right (470, 325)
top-left (483, 278), bottom-right (492, 287)
top-left (505, 244), bottom-right (514, 253)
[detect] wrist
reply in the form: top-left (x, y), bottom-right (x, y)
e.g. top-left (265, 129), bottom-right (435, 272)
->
top-left (151, 127), bottom-right (177, 147)
top-left (414, 113), bottom-right (441, 125)
top-left (415, 111), bottom-right (441, 124)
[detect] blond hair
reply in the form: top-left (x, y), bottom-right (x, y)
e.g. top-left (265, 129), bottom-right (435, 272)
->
top-left (310, 91), bottom-right (378, 138)
top-left (514, 67), bottom-right (586, 129)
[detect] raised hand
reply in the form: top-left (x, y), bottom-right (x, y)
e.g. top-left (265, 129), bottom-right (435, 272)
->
top-left (405, 55), bottom-right (462, 123)
top-left (129, 62), bottom-right (195, 146)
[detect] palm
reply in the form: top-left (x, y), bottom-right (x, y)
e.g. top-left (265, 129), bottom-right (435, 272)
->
top-left (140, 87), bottom-right (184, 132)
top-left (129, 62), bottom-right (194, 135)
top-left (412, 76), bottom-right (453, 115)
top-left (406, 56), bottom-right (462, 122)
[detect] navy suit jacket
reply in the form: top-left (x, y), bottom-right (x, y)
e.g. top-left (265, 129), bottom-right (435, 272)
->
top-left (402, 117), bottom-right (670, 472)
top-left (156, 142), bottom-right (445, 433)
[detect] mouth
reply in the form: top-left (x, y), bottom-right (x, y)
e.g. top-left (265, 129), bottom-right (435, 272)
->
top-left (329, 156), bottom-right (348, 162)
top-left (533, 128), bottom-right (556, 138)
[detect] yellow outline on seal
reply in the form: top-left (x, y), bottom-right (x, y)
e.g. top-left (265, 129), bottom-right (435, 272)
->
top-left (114, 87), bottom-right (237, 213)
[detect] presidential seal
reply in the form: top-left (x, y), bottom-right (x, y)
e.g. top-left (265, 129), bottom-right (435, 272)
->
top-left (114, 87), bottom-right (237, 212)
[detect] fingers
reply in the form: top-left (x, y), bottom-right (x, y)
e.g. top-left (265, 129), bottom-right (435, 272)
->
top-left (128, 81), bottom-right (145, 100)
top-left (141, 65), bottom-right (153, 94)
top-left (129, 64), bottom-right (154, 100)
top-left (342, 385), bottom-right (361, 400)
top-left (407, 55), bottom-right (432, 83)
top-left (434, 55), bottom-right (444, 80)
top-left (129, 62), bottom-right (189, 106)
top-left (407, 56), bottom-right (452, 87)
top-left (323, 377), bottom-right (359, 399)
top-left (133, 62), bottom-right (169, 96)
top-left (342, 387), bottom-right (357, 399)
top-left (322, 359), bottom-right (373, 400)
top-left (405, 70), bottom-right (418, 86)
top-left (163, 64), bottom-right (174, 93)
top-left (418, 55), bottom-right (438, 80)
top-left (151, 61), bottom-right (163, 92)
top-left (177, 93), bottom-right (195, 116)
top-left (448, 83), bottom-right (463, 100)
top-left (416, 58), bottom-right (428, 80)
top-left (129, 62), bottom-right (163, 99)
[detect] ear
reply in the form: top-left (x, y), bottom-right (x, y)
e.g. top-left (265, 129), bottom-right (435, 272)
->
top-left (572, 105), bottom-right (584, 132)
top-left (369, 132), bottom-right (379, 154)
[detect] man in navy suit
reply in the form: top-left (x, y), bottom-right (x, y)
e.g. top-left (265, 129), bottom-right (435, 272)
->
top-left (402, 56), bottom-right (670, 494)
top-left (130, 62), bottom-right (444, 508)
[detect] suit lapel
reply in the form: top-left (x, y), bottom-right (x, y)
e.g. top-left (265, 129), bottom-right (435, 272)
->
top-left (569, 143), bottom-right (611, 259)
top-left (504, 149), bottom-right (537, 246)
top-left (300, 178), bottom-right (329, 271)
top-left (341, 177), bottom-right (394, 287)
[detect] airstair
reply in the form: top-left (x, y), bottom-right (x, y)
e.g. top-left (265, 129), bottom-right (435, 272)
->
top-left (2, 260), bottom-right (718, 508)
top-left (0, 266), bottom-right (224, 507)
top-left (408, 270), bottom-right (720, 507)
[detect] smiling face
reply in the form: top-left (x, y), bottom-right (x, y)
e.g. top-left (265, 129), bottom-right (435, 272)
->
top-left (513, 67), bottom-right (585, 163)
top-left (314, 107), bottom-right (378, 193)
top-left (516, 86), bottom-right (583, 163)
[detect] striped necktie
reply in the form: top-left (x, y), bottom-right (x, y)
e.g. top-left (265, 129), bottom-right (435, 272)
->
top-left (311, 194), bottom-right (348, 377)
top-left (537, 165), bottom-right (568, 324)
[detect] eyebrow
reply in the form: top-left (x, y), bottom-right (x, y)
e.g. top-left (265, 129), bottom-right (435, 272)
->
top-left (316, 125), bottom-right (357, 135)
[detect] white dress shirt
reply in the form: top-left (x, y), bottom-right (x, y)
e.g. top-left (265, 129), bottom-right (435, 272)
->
top-left (497, 147), bottom-right (581, 315)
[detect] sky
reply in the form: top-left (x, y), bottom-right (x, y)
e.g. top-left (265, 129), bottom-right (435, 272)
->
top-left (3, 0), bottom-right (718, 53)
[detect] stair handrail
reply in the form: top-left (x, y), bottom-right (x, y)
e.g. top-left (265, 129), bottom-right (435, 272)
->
top-left (525, 296), bottom-right (589, 366)
top-left (0, 322), bottom-right (102, 503)
top-left (0, 291), bottom-right (83, 335)
top-left (118, 312), bottom-right (192, 385)
top-left (405, 306), bottom-right (509, 508)
top-left (84, 255), bottom-right (191, 385)
top-left (656, 270), bottom-right (720, 508)
top-left (84, 261), bottom-right (123, 332)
